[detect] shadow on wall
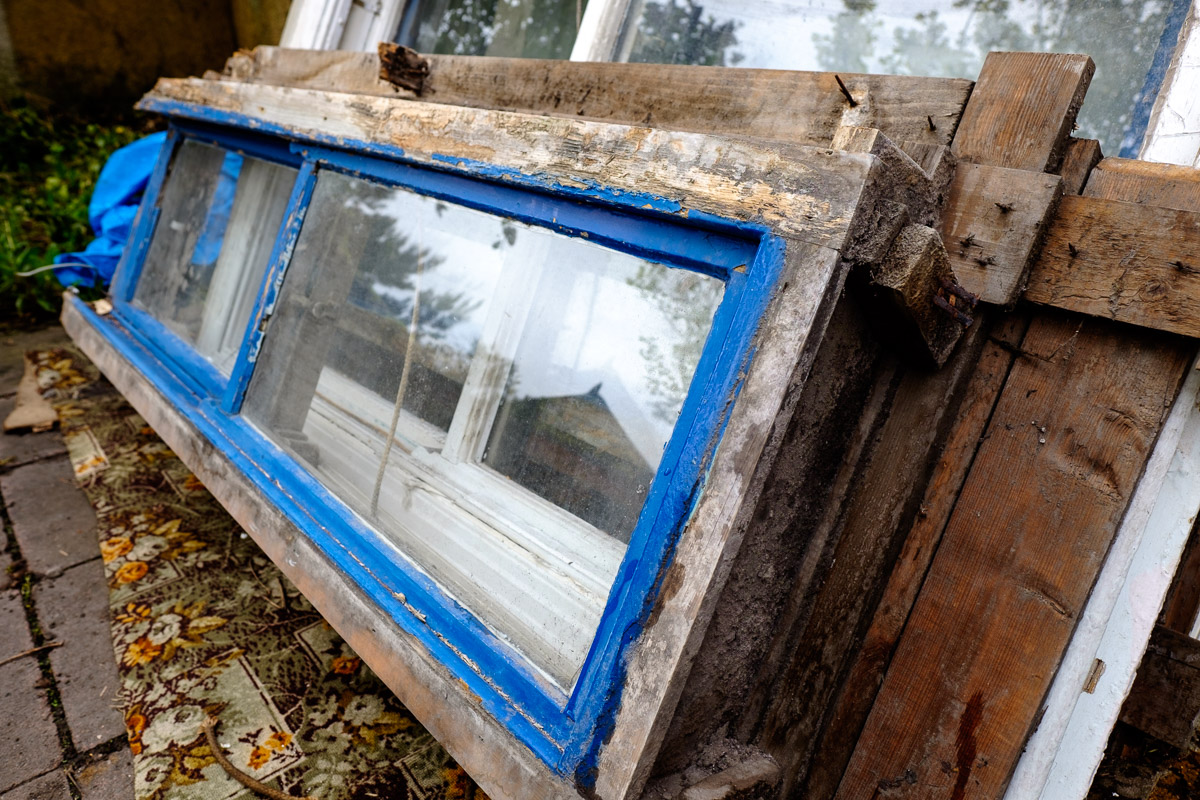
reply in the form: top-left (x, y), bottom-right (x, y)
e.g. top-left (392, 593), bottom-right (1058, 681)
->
top-left (0, 0), bottom-right (290, 114)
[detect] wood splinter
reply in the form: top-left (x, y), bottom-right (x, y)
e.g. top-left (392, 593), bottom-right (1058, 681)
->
top-left (834, 74), bottom-right (857, 108)
top-left (202, 716), bottom-right (314, 800)
top-left (378, 43), bottom-right (431, 94)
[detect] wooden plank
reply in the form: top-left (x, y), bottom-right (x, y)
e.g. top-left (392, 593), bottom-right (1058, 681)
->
top-left (1160, 518), bottom-right (1200, 634)
top-left (1059, 138), bottom-right (1103, 195)
top-left (939, 162), bottom-right (1062, 306)
top-left (1086, 157), bottom-right (1200, 210)
top-left (800, 313), bottom-right (1027, 800)
top-left (951, 51), bottom-right (1094, 172)
top-left (836, 311), bottom-right (1192, 800)
top-left (1119, 625), bottom-right (1200, 748)
top-left (1023, 194), bottom-right (1200, 338)
top-left (141, 78), bottom-right (882, 250)
top-left (219, 45), bottom-right (973, 148)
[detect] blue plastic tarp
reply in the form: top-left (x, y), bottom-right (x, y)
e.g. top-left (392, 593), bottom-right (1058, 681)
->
top-left (53, 131), bottom-right (168, 288)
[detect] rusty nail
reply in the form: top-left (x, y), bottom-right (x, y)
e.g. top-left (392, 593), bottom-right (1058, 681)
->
top-left (927, 115), bottom-right (936, 132)
top-left (834, 75), bottom-right (858, 108)
top-left (934, 294), bottom-right (974, 326)
top-left (995, 202), bottom-right (1013, 213)
top-left (959, 232), bottom-right (977, 248)
top-left (1068, 243), bottom-right (1079, 258)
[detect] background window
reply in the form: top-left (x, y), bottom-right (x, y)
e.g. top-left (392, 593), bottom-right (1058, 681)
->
top-left (395, 0), bottom-right (589, 58)
top-left (618, 0), bottom-right (1186, 156)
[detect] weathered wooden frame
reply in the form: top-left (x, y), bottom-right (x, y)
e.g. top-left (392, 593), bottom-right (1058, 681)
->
top-left (61, 68), bottom-right (950, 800)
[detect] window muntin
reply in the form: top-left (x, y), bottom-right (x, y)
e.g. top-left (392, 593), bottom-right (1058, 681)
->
top-left (242, 168), bottom-right (725, 688)
top-left (395, 0), bottom-right (588, 59)
top-left (132, 140), bottom-right (297, 375)
top-left (619, 0), bottom-right (1178, 155)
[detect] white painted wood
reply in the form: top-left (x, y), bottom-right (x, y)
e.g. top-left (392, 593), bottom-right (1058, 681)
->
top-left (1003, 355), bottom-right (1200, 800)
top-left (570, 0), bottom-right (632, 61)
top-left (279, 0), bottom-right (353, 49)
top-left (1141, 3), bottom-right (1200, 167)
top-left (338, 0), bottom-right (409, 52)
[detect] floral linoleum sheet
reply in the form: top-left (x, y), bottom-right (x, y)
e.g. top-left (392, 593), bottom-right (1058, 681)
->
top-left (33, 347), bottom-right (488, 800)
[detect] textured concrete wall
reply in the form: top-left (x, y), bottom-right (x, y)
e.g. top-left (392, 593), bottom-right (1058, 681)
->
top-left (5, 0), bottom-right (287, 114)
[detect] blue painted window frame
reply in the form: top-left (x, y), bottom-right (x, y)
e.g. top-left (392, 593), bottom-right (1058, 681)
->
top-left (103, 114), bottom-right (787, 777)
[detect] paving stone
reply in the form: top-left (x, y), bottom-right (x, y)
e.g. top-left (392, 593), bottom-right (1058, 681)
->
top-left (74, 748), bottom-right (133, 800)
top-left (34, 559), bottom-right (124, 747)
top-left (0, 397), bottom-right (67, 469)
top-left (0, 589), bottom-right (33, 660)
top-left (0, 771), bottom-right (71, 800)
top-left (1, 456), bottom-right (98, 577)
top-left (0, 327), bottom-right (71, 396)
top-left (0, 659), bottom-right (64, 792)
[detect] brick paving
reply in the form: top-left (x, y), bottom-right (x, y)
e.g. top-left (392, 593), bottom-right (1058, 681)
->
top-left (0, 326), bottom-right (133, 800)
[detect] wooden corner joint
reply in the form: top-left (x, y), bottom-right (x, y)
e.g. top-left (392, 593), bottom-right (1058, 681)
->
top-left (835, 125), bottom-right (975, 367)
top-left (379, 43), bottom-right (431, 94)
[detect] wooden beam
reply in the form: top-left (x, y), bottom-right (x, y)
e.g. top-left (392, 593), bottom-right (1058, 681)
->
top-left (219, 46), bottom-right (973, 148)
top-left (1023, 194), bottom-right (1200, 338)
top-left (1085, 157), bottom-right (1200, 211)
top-left (940, 162), bottom-right (1062, 306)
top-left (951, 52), bottom-right (1094, 173)
top-left (836, 312), bottom-right (1192, 800)
top-left (1120, 625), bottom-right (1200, 748)
top-left (1059, 138), bottom-right (1103, 195)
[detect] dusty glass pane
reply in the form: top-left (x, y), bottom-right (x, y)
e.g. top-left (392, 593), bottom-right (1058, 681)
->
top-left (132, 140), bottom-right (296, 374)
top-left (620, 0), bottom-right (1176, 154)
top-left (398, 0), bottom-right (587, 59)
top-left (243, 167), bottom-right (725, 688)
top-left (483, 253), bottom-right (723, 542)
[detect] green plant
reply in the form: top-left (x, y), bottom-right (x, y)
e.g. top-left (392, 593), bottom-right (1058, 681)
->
top-left (0, 100), bottom-right (143, 329)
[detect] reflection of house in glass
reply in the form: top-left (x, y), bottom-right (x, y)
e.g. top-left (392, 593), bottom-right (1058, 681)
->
top-left (487, 381), bottom-right (655, 543)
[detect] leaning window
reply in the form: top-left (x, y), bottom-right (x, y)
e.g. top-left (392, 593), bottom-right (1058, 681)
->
top-left (241, 167), bottom-right (724, 688)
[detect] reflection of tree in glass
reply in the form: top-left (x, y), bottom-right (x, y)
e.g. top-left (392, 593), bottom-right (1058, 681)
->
top-left (813, 0), bottom-right (1171, 153)
top-left (628, 0), bottom-right (743, 66)
top-left (626, 265), bottom-right (722, 424)
top-left (411, 0), bottom-right (585, 59)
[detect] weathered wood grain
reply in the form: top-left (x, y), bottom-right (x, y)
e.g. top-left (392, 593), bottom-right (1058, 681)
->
top-left (1085, 157), bottom-right (1200, 210)
top-left (836, 312), bottom-right (1191, 800)
top-left (1023, 195), bottom-right (1200, 338)
top-left (1059, 138), bottom-right (1103, 195)
top-left (951, 51), bottom-right (1094, 173)
top-left (1119, 625), bottom-right (1200, 748)
top-left (1160, 519), bottom-right (1200, 634)
top-left (800, 314), bottom-right (1027, 800)
top-left (220, 45), bottom-right (973, 148)
top-left (141, 78), bottom-right (881, 250)
top-left (940, 162), bottom-right (1062, 306)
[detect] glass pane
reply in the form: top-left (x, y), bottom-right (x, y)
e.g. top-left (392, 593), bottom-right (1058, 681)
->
top-left (243, 168), bottom-right (725, 688)
top-left (620, 0), bottom-right (1177, 154)
top-left (483, 253), bottom-right (722, 542)
top-left (132, 140), bottom-right (296, 374)
top-left (398, 0), bottom-right (587, 59)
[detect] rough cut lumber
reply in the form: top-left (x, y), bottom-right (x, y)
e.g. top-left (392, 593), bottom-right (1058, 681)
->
top-left (836, 312), bottom-right (1191, 800)
top-left (1160, 519), bottom-right (1200, 634)
top-left (951, 51), bottom-right (1094, 173)
top-left (801, 314), bottom-right (1027, 800)
top-left (940, 162), bottom-right (1062, 306)
top-left (1023, 194), bottom-right (1200, 338)
top-left (1119, 625), bottom-right (1200, 748)
top-left (220, 45), bottom-right (973, 148)
top-left (1085, 156), bottom-right (1200, 210)
top-left (1059, 138), bottom-right (1103, 195)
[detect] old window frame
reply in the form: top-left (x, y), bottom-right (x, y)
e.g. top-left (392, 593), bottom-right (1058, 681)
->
top-left (94, 103), bottom-right (806, 777)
